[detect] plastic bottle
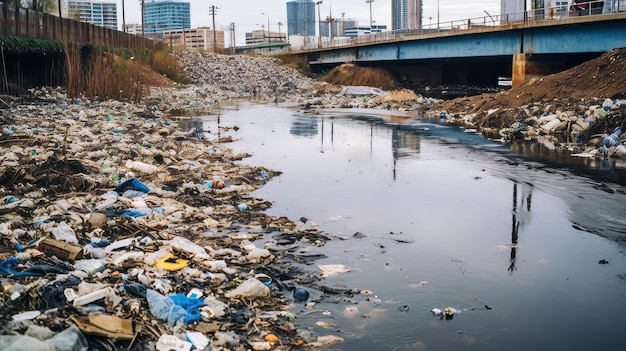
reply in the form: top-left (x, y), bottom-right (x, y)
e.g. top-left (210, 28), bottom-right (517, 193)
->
top-left (125, 160), bottom-right (160, 174)
top-left (205, 180), bottom-right (225, 189)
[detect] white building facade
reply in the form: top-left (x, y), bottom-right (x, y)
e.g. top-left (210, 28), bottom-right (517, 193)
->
top-left (67, 0), bottom-right (118, 30)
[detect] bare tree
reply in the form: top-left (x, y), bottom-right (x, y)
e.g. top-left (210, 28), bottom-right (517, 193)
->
top-left (1, 0), bottom-right (23, 6)
top-left (24, 0), bottom-right (57, 13)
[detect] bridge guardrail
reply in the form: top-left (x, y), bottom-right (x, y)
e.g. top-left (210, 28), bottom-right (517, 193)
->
top-left (291, 0), bottom-right (624, 52)
top-left (0, 3), bottom-right (163, 51)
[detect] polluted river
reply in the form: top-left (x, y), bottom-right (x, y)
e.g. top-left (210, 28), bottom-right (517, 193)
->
top-left (196, 102), bottom-right (626, 351)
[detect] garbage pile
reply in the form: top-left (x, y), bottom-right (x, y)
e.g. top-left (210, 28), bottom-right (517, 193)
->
top-left (171, 52), bottom-right (323, 103)
top-left (439, 97), bottom-right (626, 156)
top-left (0, 87), bottom-right (343, 350)
top-left (169, 52), bottom-right (434, 112)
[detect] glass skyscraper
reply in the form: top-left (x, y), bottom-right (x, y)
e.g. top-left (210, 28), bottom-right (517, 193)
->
top-left (144, 0), bottom-right (191, 35)
top-left (392, 0), bottom-right (422, 30)
top-left (287, 0), bottom-right (316, 36)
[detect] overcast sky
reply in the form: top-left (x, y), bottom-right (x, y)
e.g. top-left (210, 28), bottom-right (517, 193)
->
top-left (121, 0), bottom-right (501, 45)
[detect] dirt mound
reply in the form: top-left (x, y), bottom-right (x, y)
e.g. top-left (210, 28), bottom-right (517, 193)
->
top-left (141, 65), bottom-right (177, 88)
top-left (321, 63), bottom-right (397, 89)
top-left (373, 89), bottom-right (420, 103)
top-left (438, 47), bottom-right (626, 115)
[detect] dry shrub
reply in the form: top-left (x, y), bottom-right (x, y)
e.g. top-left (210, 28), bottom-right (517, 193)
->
top-left (151, 49), bottom-right (191, 84)
top-left (65, 43), bottom-right (145, 102)
top-left (274, 53), bottom-right (315, 78)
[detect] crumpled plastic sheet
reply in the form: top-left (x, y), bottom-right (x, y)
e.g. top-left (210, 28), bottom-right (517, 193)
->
top-left (0, 325), bottom-right (88, 351)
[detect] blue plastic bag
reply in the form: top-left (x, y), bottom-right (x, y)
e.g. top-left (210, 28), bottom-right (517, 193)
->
top-left (146, 289), bottom-right (186, 326)
top-left (169, 294), bottom-right (204, 324)
top-left (114, 178), bottom-right (150, 195)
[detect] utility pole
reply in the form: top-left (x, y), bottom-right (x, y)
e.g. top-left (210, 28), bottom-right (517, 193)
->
top-left (141, 0), bottom-right (145, 37)
top-left (327, 6), bottom-right (334, 43)
top-left (229, 22), bottom-right (236, 54)
top-left (209, 5), bottom-right (219, 53)
top-left (316, 1), bottom-right (323, 48)
top-left (262, 12), bottom-right (270, 43)
top-left (437, 0), bottom-right (440, 29)
top-left (182, 17), bottom-right (187, 51)
top-left (366, 0), bottom-right (374, 32)
top-left (122, 0), bottom-right (126, 32)
top-left (57, 0), bottom-right (63, 39)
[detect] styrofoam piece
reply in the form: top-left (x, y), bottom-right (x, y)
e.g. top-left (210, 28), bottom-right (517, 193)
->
top-left (156, 334), bottom-right (192, 351)
top-left (186, 332), bottom-right (209, 350)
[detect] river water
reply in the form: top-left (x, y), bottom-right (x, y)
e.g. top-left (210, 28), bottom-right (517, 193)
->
top-left (197, 103), bottom-right (626, 351)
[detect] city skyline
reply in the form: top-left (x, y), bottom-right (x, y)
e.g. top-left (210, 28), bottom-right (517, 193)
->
top-left (119, 0), bottom-right (500, 45)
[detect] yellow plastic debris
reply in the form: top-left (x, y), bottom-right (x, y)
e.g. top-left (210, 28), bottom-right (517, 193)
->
top-left (154, 253), bottom-right (189, 271)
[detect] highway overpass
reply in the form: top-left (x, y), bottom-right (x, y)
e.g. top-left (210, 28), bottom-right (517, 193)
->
top-left (299, 10), bottom-right (626, 88)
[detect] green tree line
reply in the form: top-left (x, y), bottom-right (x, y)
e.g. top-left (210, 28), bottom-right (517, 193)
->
top-left (0, 0), bottom-right (58, 14)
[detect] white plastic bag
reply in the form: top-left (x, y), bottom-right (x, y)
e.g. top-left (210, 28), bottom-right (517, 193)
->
top-left (225, 278), bottom-right (270, 298)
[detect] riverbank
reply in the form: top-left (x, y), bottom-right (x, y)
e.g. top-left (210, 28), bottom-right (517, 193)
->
top-left (0, 87), bottom-right (343, 350)
top-left (168, 48), bottom-right (626, 158)
top-left (0, 46), bottom-right (624, 350)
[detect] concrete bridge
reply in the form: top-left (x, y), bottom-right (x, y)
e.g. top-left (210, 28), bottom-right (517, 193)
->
top-left (301, 10), bottom-right (626, 88)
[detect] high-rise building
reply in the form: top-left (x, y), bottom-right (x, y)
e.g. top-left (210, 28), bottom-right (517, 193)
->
top-left (500, 0), bottom-right (526, 22)
top-left (321, 18), bottom-right (358, 37)
top-left (501, 0), bottom-right (576, 23)
top-left (286, 0), bottom-right (316, 37)
top-left (392, 0), bottom-right (422, 30)
top-left (67, 0), bottom-right (118, 30)
top-left (144, 0), bottom-right (191, 36)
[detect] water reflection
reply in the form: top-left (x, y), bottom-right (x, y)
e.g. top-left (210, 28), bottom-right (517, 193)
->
top-left (289, 115), bottom-right (318, 137)
top-left (510, 139), bottom-right (626, 185)
top-left (319, 117), bottom-right (333, 153)
top-left (179, 118), bottom-right (205, 138)
top-left (509, 182), bottom-right (533, 274)
top-left (318, 115), bottom-right (423, 181)
top-left (201, 104), bottom-right (626, 351)
top-left (392, 128), bottom-right (421, 159)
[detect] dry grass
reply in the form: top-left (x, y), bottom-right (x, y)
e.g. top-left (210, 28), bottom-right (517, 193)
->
top-left (64, 45), bottom-right (191, 102)
top-left (274, 53), bottom-right (316, 78)
top-left (65, 43), bottom-right (146, 102)
top-left (151, 49), bottom-right (191, 84)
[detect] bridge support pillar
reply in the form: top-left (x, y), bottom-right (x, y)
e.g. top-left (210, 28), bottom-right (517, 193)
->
top-left (512, 53), bottom-right (526, 87)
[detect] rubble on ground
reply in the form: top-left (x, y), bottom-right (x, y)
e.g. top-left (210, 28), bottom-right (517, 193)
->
top-left (429, 47), bottom-right (626, 157)
top-left (438, 97), bottom-right (626, 156)
top-left (171, 52), bottom-right (323, 103)
top-left (1, 45), bottom-right (625, 350)
top-left (166, 52), bottom-right (438, 113)
top-left (0, 86), bottom-right (339, 350)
